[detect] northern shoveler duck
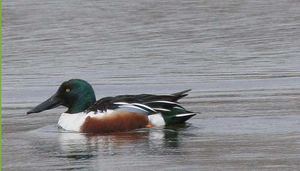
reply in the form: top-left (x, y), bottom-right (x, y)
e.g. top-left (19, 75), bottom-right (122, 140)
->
top-left (27, 79), bottom-right (198, 133)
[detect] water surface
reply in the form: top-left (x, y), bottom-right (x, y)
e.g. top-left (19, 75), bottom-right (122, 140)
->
top-left (3, 0), bottom-right (300, 170)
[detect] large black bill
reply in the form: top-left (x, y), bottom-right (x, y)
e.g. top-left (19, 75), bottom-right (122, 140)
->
top-left (27, 94), bottom-right (62, 114)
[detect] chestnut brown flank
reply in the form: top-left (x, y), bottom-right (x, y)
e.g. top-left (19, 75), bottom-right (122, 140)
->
top-left (80, 112), bottom-right (149, 133)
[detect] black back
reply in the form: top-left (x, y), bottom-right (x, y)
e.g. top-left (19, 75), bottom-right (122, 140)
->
top-left (86, 89), bottom-right (191, 112)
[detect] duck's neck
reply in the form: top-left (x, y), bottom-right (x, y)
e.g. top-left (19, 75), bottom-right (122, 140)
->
top-left (66, 93), bottom-right (96, 114)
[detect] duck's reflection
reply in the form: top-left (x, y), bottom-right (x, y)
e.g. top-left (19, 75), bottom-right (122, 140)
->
top-left (57, 124), bottom-right (190, 160)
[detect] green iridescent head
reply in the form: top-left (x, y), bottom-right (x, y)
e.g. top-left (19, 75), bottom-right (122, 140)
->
top-left (27, 79), bottom-right (96, 114)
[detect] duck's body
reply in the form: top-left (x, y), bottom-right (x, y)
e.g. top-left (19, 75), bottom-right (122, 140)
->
top-left (27, 79), bottom-right (197, 133)
top-left (58, 110), bottom-right (149, 133)
top-left (58, 110), bottom-right (157, 133)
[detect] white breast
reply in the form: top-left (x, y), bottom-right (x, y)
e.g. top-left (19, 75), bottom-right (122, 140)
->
top-left (58, 112), bottom-right (87, 132)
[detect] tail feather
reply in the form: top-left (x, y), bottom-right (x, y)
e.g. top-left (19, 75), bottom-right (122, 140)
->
top-left (171, 89), bottom-right (192, 101)
top-left (167, 113), bottom-right (197, 124)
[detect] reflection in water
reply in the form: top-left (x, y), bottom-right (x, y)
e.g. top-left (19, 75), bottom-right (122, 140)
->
top-left (36, 125), bottom-right (189, 161)
top-left (163, 124), bottom-right (190, 148)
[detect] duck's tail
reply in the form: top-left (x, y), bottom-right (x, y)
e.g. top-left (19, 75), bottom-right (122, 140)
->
top-left (144, 101), bottom-right (198, 125)
top-left (171, 89), bottom-right (192, 101)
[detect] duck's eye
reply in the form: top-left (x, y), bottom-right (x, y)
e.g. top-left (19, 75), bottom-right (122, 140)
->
top-left (65, 88), bottom-right (71, 93)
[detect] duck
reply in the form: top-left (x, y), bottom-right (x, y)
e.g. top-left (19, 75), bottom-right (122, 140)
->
top-left (27, 79), bottom-right (198, 133)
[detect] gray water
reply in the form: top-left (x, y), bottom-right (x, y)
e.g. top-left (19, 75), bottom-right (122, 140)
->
top-left (3, 0), bottom-right (300, 170)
